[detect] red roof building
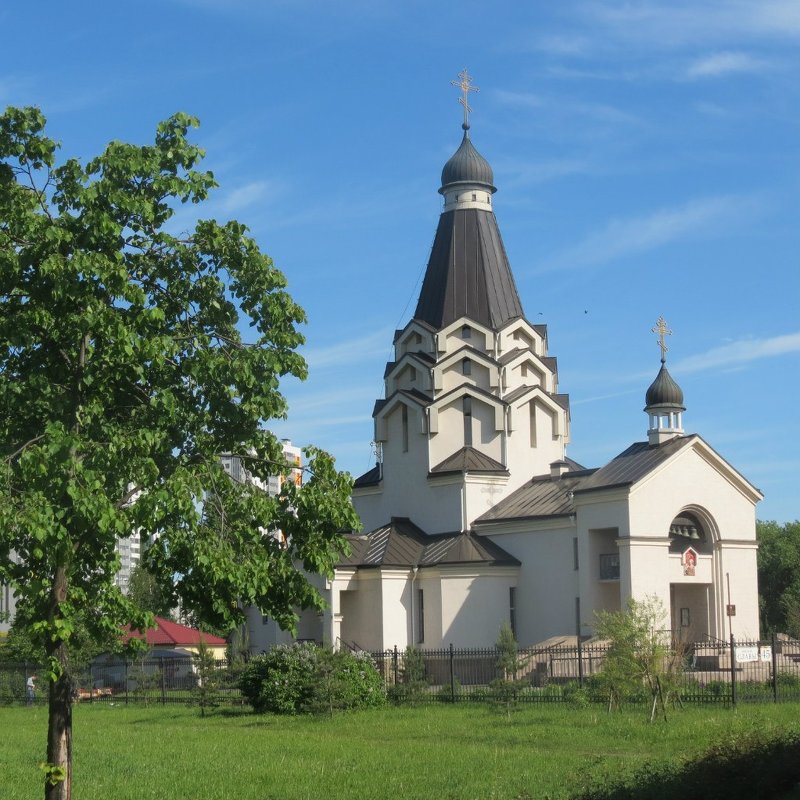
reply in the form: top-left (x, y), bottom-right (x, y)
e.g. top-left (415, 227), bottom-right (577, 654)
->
top-left (123, 616), bottom-right (227, 657)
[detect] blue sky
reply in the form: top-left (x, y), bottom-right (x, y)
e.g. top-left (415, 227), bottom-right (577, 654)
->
top-left (2, 1), bottom-right (798, 522)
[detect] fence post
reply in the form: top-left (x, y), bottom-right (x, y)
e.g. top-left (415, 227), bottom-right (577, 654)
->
top-left (577, 637), bottom-right (584, 688)
top-left (771, 632), bottom-right (778, 704)
top-left (449, 643), bottom-right (455, 703)
top-left (730, 633), bottom-right (737, 707)
top-left (160, 667), bottom-right (166, 705)
top-left (393, 645), bottom-right (398, 686)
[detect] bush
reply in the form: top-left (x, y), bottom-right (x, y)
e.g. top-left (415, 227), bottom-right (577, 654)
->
top-left (387, 646), bottom-right (429, 705)
top-left (238, 644), bottom-right (385, 715)
top-left (573, 726), bottom-right (800, 800)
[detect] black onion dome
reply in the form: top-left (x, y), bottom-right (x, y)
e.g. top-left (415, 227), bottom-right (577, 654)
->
top-left (645, 363), bottom-right (685, 410)
top-left (440, 129), bottom-right (496, 194)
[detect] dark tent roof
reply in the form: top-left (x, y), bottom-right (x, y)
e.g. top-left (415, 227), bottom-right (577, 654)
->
top-left (413, 208), bottom-right (524, 331)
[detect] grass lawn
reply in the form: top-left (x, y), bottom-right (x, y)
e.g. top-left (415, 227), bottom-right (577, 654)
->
top-left (3, 702), bottom-right (800, 799)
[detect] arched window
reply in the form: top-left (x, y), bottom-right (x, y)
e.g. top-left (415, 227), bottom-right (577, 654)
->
top-left (668, 512), bottom-right (712, 555)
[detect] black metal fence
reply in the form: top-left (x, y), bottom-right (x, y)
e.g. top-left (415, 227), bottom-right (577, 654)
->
top-left (0, 656), bottom-right (241, 706)
top-left (367, 634), bottom-right (800, 706)
top-left (2, 635), bottom-right (799, 707)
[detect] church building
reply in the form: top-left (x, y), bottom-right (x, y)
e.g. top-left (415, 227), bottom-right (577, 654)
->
top-left (253, 76), bottom-right (762, 654)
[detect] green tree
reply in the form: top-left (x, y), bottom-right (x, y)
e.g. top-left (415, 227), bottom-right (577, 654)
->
top-left (757, 520), bottom-right (800, 637)
top-left (127, 562), bottom-right (173, 619)
top-left (0, 107), bottom-right (357, 799)
top-left (594, 597), bottom-right (685, 720)
top-left (490, 622), bottom-right (529, 718)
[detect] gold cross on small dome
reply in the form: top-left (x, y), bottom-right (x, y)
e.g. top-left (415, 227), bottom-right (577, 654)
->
top-left (651, 316), bottom-right (673, 362)
top-left (451, 68), bottom-right (479, 128)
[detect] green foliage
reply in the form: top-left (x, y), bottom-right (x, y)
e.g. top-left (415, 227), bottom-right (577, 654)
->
top-left (238, 643), bottom-right (385, 715)
top-left (573, 726), bottom-right (800, 800)
top-left (191, 637), bottom-right (221, 716)
top-left (0, 106), bottom-right (358, 793)
top-left (594, 597), bottom-right (685, 716)
top-left (758, 520), bottom-right (800, 637)
top-left (127, 563), bottom-right (173, 619)
top-left (490, 622), bottom-right (529, 717)
top-left (387, 645), bottom-right (429, 704)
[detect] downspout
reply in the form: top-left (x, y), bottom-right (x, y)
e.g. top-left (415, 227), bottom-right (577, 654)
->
top-left (410, 565), bottom-right (419, 646)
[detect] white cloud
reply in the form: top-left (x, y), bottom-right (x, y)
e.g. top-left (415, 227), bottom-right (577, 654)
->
top-left (585, 0), bottom-right (800, 48)
top-left (538, 194), bottom-right (762, 272)
top-left (686, 51), bottom-right (767, 79)
top-left (674, 331), bottom-right (800, 373)
top-left (221, 180), bottom-right (272, 213)
top-left (302, 328), bottom-right (393, 370)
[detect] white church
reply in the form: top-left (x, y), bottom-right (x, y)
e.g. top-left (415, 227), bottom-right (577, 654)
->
top-left (249, 82), bottom-right (762, 654)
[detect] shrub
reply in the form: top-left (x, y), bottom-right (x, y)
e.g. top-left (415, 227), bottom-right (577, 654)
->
top-left (573, 726), bottom-right (800, 800)
top-left (388, 646), bottom-right (429, 705)
top-left (238, 644), bottom-right (384, 715)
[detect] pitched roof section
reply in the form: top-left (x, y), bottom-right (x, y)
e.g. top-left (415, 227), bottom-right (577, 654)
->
top-left (475, 470), bottom-right (598, 524)
top-left (574, 436), bottom-right (691, 494)
top-left (123, 616), bottom-right (227, 647)
top-left (429, 446), bottom-right (508, 475)
top-left (414, 209), bottom-right (524, 331)
top-left (339, 517), bottom-right (520, 569)
top-left (353, 464), bottom-right (381, 488)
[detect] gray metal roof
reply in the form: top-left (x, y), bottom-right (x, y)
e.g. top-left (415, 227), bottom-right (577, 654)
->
top-left (645, 362), bottom-right (685, 410)
top-left (475, 470), bottom-right (598, 524)
top-left (413, 208), bottom-right (525, 331)
top-left (353, 464), bottom-right (381, 488)
top-left (440, 131), bottom-right (495, 192)
top-left (574, 436), bottom-right (691, 493)
top-left (429, 446), bottom-right (508, 475)
top-left (339, 517), bottom-right (520, 569)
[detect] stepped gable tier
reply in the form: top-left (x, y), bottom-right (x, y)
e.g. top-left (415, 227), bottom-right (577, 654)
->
top-left (414, 208), bottom-right (525, 331)
top-left (338, 518), bottom-right (519, 569)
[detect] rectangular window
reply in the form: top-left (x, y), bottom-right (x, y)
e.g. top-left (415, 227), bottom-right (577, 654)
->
top-left (599, 553), bottom-right (620, 580)
top-left (401, 405), bottom-right (409, 452)
top-left (463, 396), bottom-right (473, 446)
top-left (573, 537), bottom-right (579, 571)
top-left (417, 589), bottom-right (425, 644)
top-left (529, 402), bottom-right (537, 448)
top-left (509, 587), bottom-right (517, 638)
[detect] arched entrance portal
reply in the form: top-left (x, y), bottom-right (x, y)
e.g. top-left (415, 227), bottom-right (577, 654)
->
top-left (668, 509), bottom-right (717, 642)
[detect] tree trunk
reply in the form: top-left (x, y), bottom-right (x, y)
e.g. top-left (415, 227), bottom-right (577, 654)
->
top-left (45, 565), bottom-right (72, 800)
top-left (45, 643), bottom-right (73, 800)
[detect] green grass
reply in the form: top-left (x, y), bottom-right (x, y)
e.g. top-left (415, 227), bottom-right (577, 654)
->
top-left (3, 702), bottom-right (800, 800)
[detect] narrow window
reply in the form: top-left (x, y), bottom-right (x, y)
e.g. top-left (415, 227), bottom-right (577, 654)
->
top-left (471, 192), bottom-right (477, 201)
top-left (573, 537), bottom-right (579, 571)
top-left (463, 396), bottom-right (472, 446)
top-left (409, 366), bottom-right (417, 383)
top-left (509, 587), bottom-right (517, 638)
top-left (417, 588), bottom-right (425, 643)
top-left (401, 405), bottom-right (409, 452)
top-left (461, 325), bottom-right (471, 339)
top-left (529, 402), bottom-right (537, 448)
top-left (462, 358), bottom-right (471, 376)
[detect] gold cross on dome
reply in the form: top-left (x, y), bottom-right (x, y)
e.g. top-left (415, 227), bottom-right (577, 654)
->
top-left (451, 68), bottom-right (479, 127)
top-left (651, 316), bottom-right (672, 362)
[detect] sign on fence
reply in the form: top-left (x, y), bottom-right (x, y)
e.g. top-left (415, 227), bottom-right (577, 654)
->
top-left (759, 646), bottom-right (772, 663)
top-left (735, 646), bottom-right (758, 663)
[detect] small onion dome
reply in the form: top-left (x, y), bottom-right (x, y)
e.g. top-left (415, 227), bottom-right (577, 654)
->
top-left (645, 363), bottom-right (685, 411)
top-left (440, 127), bottom-right (496, 194)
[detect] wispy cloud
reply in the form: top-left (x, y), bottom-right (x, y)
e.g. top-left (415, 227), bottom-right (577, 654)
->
top-left (585, 0), bottom-right (800, 48)
top-left (686, 51), bottom-right (768, 79)
top-left (494, 89), bottom-right (642, 127)
top-left (674, 331), bottom-right (800, 373)
top-left (221, 180), bottom-right (274, 213)
top-left (302, 328), bottom-right (393, 370)
top-left (538, 193), bottom-right (763, 272)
